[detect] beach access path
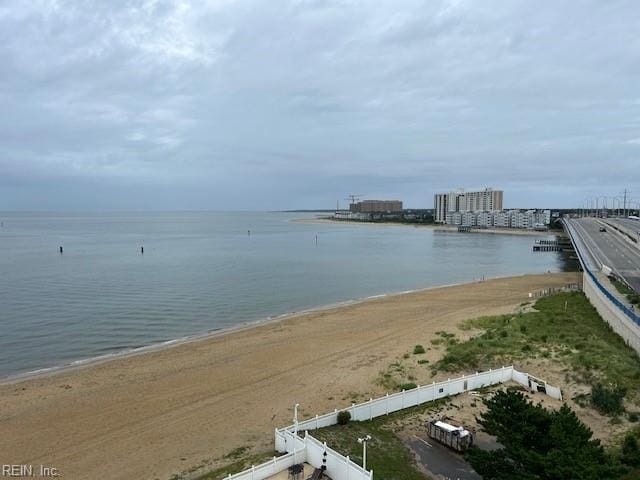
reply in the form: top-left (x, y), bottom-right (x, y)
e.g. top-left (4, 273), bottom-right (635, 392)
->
top-left (0, 272), bottom-right (579, 480)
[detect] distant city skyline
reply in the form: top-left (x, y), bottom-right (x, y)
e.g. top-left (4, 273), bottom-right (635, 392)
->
top-left (1, 1), bottom-right (640, 211)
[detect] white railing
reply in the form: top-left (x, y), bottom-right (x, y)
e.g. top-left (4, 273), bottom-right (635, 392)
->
top-left (225, 449), bottom-right (306, 480)
top-left (274, 427), bottom-right (371, 480)
top-left (229, 366), bottom-right (561, 480)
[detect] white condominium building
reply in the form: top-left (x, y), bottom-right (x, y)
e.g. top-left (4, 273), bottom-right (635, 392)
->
top-left (434, 188), bottom-right (504, 223)
top-left (442, 209), bottom-right (552, 230)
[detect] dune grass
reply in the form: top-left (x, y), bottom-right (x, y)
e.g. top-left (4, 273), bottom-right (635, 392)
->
top-left (432, 292), bottom-right (640, 396)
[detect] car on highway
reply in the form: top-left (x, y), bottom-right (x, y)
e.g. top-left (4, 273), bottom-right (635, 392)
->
top-left (599, 227), bottom-right (607, 232)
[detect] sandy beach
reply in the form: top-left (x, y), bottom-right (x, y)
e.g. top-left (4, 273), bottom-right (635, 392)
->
top-left (0, 272), bottom-right (579, 480)
top-left (292, 217), bottom-right (559, 236)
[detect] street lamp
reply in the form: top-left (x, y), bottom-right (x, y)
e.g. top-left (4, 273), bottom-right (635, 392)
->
top-left (293, 403), bottom-right (300, 465)
top-left (358, 435), bottom-right (372, 470)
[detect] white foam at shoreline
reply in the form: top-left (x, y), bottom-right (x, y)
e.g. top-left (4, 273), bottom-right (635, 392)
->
top-left (1, 271), bottom-right (555, 384)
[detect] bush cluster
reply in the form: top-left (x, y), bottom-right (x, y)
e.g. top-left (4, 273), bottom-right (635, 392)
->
top-left (337, 410), bottom-right (351, 425)
top-left (413, 344), bottom-right (426, 355)
top-left (591, 383), bottom-right (626, 416)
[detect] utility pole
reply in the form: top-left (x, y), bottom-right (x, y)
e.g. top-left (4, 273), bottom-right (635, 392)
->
top-left (623, 189), bottom-right (629, 217)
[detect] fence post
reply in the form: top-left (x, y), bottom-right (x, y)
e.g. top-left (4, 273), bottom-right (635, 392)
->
top-left (251, 465), bottom-right (255, 480)
top-left (351, 403), bottom-right (356, 419)
top-left (401, 389), bottom-right (405, 409)
top-left (417, 385), bottom-right (421, 404)
top-left (385, 393), bottom-right (389, 415)
top-left (272, 456), bottom-right (276, 474)
top-left (369, 398), bottom-right (373, 420)
top-left (315, 414), bottom-right (319, 430)
top-left (346, 455), bottom-right (350, 480)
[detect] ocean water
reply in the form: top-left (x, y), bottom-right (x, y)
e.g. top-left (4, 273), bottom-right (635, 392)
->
top-left (0, 211), bottom-right (565, 378)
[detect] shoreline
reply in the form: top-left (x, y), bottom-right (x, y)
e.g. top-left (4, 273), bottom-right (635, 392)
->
top-left (292, 217), bottom-right (560, 236)
top-left (1, 272), bottom-right (547, 385)
top-left (0, 272), bottom-right (581, 480)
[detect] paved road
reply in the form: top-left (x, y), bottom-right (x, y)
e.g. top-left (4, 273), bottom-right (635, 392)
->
top-left (570, 217), bottom-right (640, 292)
top-left (407, 436), bottom-right (481, 480)
top-left (609, 218), bottom-right (640, 240)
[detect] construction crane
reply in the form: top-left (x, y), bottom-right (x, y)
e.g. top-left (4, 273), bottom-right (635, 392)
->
top-left (345, 194), bottom-right (364, 206)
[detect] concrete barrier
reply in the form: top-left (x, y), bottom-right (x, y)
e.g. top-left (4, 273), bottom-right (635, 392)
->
top-left (583, 272), bottom-right (640, 354)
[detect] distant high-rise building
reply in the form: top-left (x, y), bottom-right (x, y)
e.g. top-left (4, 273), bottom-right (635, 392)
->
top-left (434, 188), bottom-right (503, 223)
top-left (349, 200), bottom-right (403, 213)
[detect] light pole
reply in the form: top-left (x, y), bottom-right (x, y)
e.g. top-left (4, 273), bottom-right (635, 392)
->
top-left (358, 435), bottom-right (372, 470)
top-left (293, 403), bottom-right (300, 465)
top-left (614, 196), bottom-right (623, 217)
top-left (597, 196), bottom-right (608, 218)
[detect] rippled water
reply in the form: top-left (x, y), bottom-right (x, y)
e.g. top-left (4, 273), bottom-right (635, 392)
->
top-left (0, 211), bottom-right (564, 377)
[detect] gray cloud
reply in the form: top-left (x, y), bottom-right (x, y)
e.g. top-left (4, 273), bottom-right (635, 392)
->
top-left (1, 0), bottom-right (639, 210)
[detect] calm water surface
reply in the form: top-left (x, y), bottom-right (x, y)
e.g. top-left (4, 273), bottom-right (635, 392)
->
top-left (0, 211), bottom-right (565, 377)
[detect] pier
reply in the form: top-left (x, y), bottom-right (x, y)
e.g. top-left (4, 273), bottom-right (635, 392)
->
top-left (532, 239), bottom-right (572, 252)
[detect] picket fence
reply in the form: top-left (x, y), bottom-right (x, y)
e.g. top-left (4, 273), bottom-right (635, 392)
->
top-left (529, 283), bottom-right (582, 299)
top-left (226, 366), bottom-right (561, 480)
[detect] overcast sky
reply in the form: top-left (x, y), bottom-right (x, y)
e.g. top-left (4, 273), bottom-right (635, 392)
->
top-left (1, 0), bottom-right (639, 210)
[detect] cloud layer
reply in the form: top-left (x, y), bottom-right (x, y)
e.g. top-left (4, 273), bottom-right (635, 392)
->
top-left (1, 0), bottom-right (639, 209)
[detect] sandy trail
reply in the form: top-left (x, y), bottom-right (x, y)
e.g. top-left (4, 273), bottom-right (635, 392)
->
top-left (0, 272), bottom-right (579, 480)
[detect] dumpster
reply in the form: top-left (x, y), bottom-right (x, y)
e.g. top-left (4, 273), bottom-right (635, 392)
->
top-left (426, 419), bottom-right (474, 452)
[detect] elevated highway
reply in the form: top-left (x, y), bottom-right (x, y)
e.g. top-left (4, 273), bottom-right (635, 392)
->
top-left (566, 217), bottom-right (640, 292)
top-left (563, 217), bottom-right (640, 353)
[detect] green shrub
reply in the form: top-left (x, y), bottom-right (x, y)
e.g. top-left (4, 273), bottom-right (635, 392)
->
top-left (413, 344), bottom-right (426, 354)
top-left (400, 382), bottom-right (418, 391)
top-left (417, 359), bottom-right (429, 365)
top-left (622, 433), bottom-right (640, 466)
top-left (629, 412), bottom-right (639, 423)
top-left (337, 410), bottom-right (351, 425)
top-left (591, 383), bottom-right (626, 416)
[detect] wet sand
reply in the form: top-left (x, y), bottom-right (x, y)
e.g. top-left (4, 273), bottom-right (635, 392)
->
top-left (0, 272), bottom-right (579, 480)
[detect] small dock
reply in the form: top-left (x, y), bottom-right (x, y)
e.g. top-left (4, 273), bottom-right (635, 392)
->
top-left (533, 244), bottom-right (563, 252)
top-left (532, 239), bottom-right (572, 252)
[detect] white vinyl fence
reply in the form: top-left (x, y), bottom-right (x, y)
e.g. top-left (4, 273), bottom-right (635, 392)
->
top-left (228, 366), bottom-right (561, 480)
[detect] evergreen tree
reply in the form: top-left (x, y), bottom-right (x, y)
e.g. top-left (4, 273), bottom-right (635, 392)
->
top-left (467, 389), bottom-right (624, 479)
